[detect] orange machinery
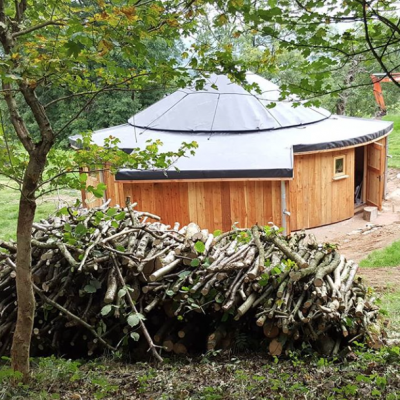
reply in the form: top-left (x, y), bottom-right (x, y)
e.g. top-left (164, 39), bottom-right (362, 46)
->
top-left (371, 72), bottom-right (400, 116)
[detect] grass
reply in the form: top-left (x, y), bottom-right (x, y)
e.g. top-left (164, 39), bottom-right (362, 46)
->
top-left (0, 179), bottom-right (79, 241)
top-left (359, 241), bottom-right (400, 268)
top-left (384, 114), bottom-right (400, 169)
top-left (380, 287), bottom-right (400, 335)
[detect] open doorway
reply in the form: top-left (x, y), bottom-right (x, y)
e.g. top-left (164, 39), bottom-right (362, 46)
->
top-left (354, 146), bottom-right (365, 206)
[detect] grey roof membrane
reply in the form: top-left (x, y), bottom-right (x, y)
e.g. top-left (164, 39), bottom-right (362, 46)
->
top-left (70, 73), bottom-right (393, 180)
top-left (127, 73), bottom-right (331, 132)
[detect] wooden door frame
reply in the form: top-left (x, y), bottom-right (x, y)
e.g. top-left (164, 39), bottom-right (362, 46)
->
top-left (365, 140), bottom-right (385, 210)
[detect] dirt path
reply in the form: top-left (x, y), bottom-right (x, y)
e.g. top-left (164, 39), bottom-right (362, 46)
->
top-left (357, 266), bottom-right (400, 291)
top-left (306, 168), bottom-right (400, 264)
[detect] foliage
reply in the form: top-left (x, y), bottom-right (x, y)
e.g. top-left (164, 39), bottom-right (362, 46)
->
top-left (1, 350), bottom-right (400, 399)
top-left (242, 1), bottom-right (400, 104)
top-left (194, 1), bottom-right (400, 115)
top-left (10, 37), bottom-right (182, 147)
top-left (384, 114), bottom-right (400, 169)
top-left (0, 132), bottom-right (198, 203)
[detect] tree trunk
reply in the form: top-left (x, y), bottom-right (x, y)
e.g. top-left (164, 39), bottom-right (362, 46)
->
top-left (11, 155), bottom-right (46, 379)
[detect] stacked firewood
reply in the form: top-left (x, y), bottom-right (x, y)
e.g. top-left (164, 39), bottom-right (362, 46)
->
top-left (0, 199), bottom-right (383, 360)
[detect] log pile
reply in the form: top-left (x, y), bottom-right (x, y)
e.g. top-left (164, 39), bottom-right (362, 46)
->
top-left (0, 199), bottom-right (383, 360)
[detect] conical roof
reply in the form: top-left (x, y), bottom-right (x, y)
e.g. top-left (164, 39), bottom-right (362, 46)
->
top-left (70, 72), bottom-right (393, 181)
top-left (128, 73), bottom-right (331, 133)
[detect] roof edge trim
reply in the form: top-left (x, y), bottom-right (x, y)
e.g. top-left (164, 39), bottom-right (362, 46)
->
top-left (116, 168), bottom-right (294, 181)
top-left (293, 122), bottom-right (393, 153)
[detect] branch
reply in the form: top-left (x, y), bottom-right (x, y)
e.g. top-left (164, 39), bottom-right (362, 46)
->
top-left (37, 168), bottom-right (107, 189)
top-left (18, 82), bottom-right (55, 149)
top-left (32, 282), bottom-right (117, 352)
top-left (361, 0), bottom-right (400, 89)
top-left (14, 0), bottom-right (27, 23)
top-left (55, 73), bottom-right (149, 136)
top-left (0, 0), bottom-right (5, 24)
top-left (12, 20), bottom-right (65, 38)
top-left (1, 83), bottom-right (34, 153)
top-left (44, 85), bottom-right (170, 108)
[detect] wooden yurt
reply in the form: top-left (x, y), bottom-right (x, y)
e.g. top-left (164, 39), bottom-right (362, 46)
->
top-left (71, 73), bottom-right (393, 233)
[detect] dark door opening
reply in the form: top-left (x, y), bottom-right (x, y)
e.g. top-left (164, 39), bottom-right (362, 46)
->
top-left (354, 146), bottom-right (365, 205)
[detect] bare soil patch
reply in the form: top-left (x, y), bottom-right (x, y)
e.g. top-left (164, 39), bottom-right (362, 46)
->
top-left (357, 266), bottom-right (400, 291)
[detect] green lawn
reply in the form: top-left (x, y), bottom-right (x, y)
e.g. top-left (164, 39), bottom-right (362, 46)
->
top-left (384, 114), bottom-right (400, 169)
top-left (360, 241), bottom-right (400, 268)
top-left (0, 179), bottom-right (79, 241)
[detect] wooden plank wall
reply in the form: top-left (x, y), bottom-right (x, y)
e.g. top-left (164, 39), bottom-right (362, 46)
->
top-left (106, 180), bottom-right (283, 231)
top-left (288, 148), bottom-right (355, 231)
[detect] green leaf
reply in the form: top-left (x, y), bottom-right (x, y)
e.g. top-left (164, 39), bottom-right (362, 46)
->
top-left (194, 241), bottom-right (205, 253)
top-left (57, 207), bottom-right (69, 216)
top-left (127, 314), bottom-right (140, 327)
top-left (64, 223), bottom-right (72, 232)
top-left (118, 288), bottom-right (127, 298)
top-left (84, 285), bottom-right (97, 294)
top-left (166, 290), bottom-right (175, 297)
top-left (221, 312), bottom-right (230, 322)
top-left (130, 332), bottom-right (140, 342)
top-left (116, 245), bottom-right (125, 252)
top-left (190, 258), bottom-right (200, 267)
top-left (107, 208), bottom-right (117, 217)
top-left (213, 229), bottom-right (222, 237)
top-left (65, 40), bottom-right (85, 57)
top-left (75, 223), bottom-right (87, 236)
top-left (178, 271), bottom-right (191, 279)
top-left (79, 173), bottom-right (88, 183)
top-left (90, 279), bottom-right (102, 289)
top-left (101, 305), bottom-right (112, 316)
top-left (127, 313), bottom-right (145, 327)
top-left (111, 221), bottom-right (119, 229)
top-left (115, 211), bottom-right (126, 221)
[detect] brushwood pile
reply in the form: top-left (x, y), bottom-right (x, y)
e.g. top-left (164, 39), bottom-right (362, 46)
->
top-left (0, 200), bottom-right (384, 360)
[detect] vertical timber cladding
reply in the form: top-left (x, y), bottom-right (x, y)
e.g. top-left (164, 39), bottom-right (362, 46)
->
top-left (114, 180), bottom-right (283, 231)
top-left (289, 148), bottom-right (355, 231)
